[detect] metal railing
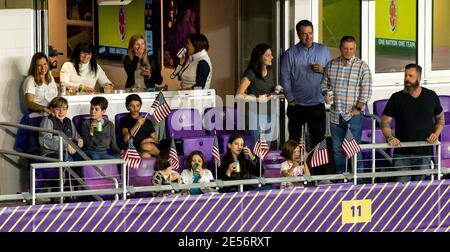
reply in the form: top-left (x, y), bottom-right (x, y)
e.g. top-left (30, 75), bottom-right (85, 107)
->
top-left (0, 122), bottom-right (119, 202)
top-left (354, 141), bottom-right (442, 185)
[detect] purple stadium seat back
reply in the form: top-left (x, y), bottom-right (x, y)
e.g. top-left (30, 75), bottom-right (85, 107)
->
top-left (115, 112), bottom-right (148, 148)
top-left (204, 107), bottom-right (242, 135)
top-left (166, 109), bottom-right (205, 139)
top-left (177, 155), bottom-right (188, 173)
top-left (81, 164), bottom-right (120, 190)
top-left (182, 136), bottom-right (214, 163)
top-left (27, 115), bottom-right (45, 153)
top-left (72, 114), bottom-right (109, 134)
top-left (441, 125), bottom-right (450, 141)
top-left (262, 150), bottom-right (285, 177)
top-left (129, 157), bottom-right (155, 187)
top-left (439, 95), bottom-right (450, 113)
top-left (441, 142), bottom-right (450, 159)
top-left (373, 99), bottom-right (395, 128)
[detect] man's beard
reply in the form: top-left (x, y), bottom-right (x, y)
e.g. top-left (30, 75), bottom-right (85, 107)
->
top-left (403, 80), bottom-right (420, 94)
top-left (49, 61), bottom-right (57, 70)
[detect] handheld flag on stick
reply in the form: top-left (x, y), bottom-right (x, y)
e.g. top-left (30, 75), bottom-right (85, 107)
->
top-left (169, 138), bottom-right (179, 170)
top-left (342, 128), bottom-right (361, 159)
top-left (310, 139), bottom-right (329, 168)
top-left (150, 91), bottom-right (171, 123)
top-left (121, 139), bottom-right (142, 169)
top-left (253, 134), bottom-right (270, 160)
top-left (212, 135), bottom-right (221, 167)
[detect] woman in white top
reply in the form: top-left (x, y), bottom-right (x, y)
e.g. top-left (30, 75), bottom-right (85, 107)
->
top-left (60, 41), bottom-right (114, 93)
top-left (23, 52), bottom-right (58, 113)
top-left (178, 33), bottom-right (212, 90)
top-left (280, 140), bottom-right (310, 189)
top-left (181, 150), bottom-right (214, 194)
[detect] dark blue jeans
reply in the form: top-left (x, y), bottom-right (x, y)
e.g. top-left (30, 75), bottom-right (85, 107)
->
top-left (330, 114), bottom-right (364, 175)
top-left (393, 154), bottom-right (431, 182)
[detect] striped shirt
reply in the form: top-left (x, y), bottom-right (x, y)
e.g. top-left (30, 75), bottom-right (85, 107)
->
top-left (321, 56), bottom-right (372, 124)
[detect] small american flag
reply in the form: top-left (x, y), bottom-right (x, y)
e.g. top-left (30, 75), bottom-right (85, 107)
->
top-left (212, 135), bottom-right (221, 167)
top-left (342, 129), bottom-right (361, 159)
top-left (121, 139), bottom-right (141, 169)
top-left (253, 134), bottom-right (270, 160)
top-left (169, 138), bottom-right (179, 170)
top-left (151, 92), bottom-right (171, 123)
top-left (310, 139), bottom-right (329, 168)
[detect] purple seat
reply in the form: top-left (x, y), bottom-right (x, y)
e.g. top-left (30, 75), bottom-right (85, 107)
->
top-left (373, 99), bottom-right (395, 128)
top-left (129, 157), bottom-right (155, 187)
top-left (114, 112), bottom-right (148, 148)
top-left (262, 150), bottom-right (285, 172)
top-left (81, 164), bottom-right (121, 191)
top-left (438, 96), bottom-right (450, 125)
top-left (182, 136), bottom-right (214, 162)
top-left (72, 114), bottom-right (109, 134)
top-left (203, 106), bottom-right (244, 136)
top-left (177, 155), bottom-right (188, 174)
top-left (166, 108), bottom-right (205, 139)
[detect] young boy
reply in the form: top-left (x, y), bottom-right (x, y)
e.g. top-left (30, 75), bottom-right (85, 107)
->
top-left (81, 96), bottom-right (121, 160)
top-left (120, 94), bottom-right (160, 157)
top-left (39, 96), bottom-right (83, 161)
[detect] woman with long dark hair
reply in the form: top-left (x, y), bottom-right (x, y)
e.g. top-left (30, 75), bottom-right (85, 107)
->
top-left (235, 43), bottom-right (275, 145)
top-left (217, 133), bottom-right (262, 192)
top-left (60, 41), bottom-right (114, 93)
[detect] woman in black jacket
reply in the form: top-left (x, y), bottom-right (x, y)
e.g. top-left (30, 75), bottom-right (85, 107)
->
top-left (123, 34), bottom-right (163, 90)
top-left (218, 133), bottom-right (263, 192)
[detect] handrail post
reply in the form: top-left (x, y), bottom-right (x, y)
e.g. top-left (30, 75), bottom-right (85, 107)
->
top-left (353, 155), bottom-right (358, 185)
top-left (59, 136), bottom-right (64, 204)
top-left (122, 162), bottom-right (127, 200)
top-left (31, 167), bottom-right (36, 206)
top-left (437, 142), bottom-right (442, 180)
top-left (371, 118), bottom-right (376, 184)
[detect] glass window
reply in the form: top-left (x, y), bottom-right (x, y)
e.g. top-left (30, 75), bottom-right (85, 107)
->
top-left (319, 0), bottom-right (361, 59)
top-left (375, 0), bottom-right (417, 73)
top-left (432, 0), bottom-right (450, 70)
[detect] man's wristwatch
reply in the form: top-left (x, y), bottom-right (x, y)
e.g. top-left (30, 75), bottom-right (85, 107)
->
top-left (353, 106), bottom-right (362, 112)
top-left (386, 135), bottom-right (395, 142)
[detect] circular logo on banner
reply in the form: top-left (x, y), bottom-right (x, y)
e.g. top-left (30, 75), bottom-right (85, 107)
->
top-left (389, 0), bottom-right (397, 32)
top-left (119, 6), bottom-right (126, 41)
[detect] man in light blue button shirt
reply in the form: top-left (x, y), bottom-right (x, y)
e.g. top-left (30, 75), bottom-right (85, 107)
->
top-left (280, 20), bottom-right (331, 175)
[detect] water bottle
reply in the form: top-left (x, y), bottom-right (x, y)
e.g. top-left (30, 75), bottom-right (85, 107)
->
top-left (59, 83), bottom-right (66, 96)
top-left (234, 160), bottom-right (241, 173)
top-left (193, 162), bottom-right (200, 172)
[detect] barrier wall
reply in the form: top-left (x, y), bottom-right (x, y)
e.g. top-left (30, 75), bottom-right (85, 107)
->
top-left (0, 180), bottom-right (448, 232)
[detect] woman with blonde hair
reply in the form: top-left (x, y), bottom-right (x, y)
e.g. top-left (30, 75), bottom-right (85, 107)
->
top-left (123, 34), bottom-right (163, 90)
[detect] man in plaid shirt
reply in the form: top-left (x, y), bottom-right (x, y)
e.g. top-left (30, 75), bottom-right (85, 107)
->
top-left (321, 36), bottom-right (372, 175)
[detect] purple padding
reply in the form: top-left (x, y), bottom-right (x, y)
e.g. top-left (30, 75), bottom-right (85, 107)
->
top-left (182, 136), bottom-right (214, 162)
top-left (166, 109), bottom-right (205, 139)
top-left (81, 164), bottom-right (120, 190)
top-left (72, 114), bottom-right (109, 134)
top-left (129, 157), bottom-right (155, 187)
top-left (441, 125), bottom-right (450, 141)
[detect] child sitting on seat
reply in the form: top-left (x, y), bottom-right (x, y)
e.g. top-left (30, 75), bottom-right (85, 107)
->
top-left (120, 94), bottom-right (159, 157)
top-left (152, 150), bottom-right (185, 197)
top-left (81, 96), bottom-right (121, 160)
top-left (181, 150), bottom-right (215, 194)
top-left (39, 97), bottom-right (83, 161)
top-left (280, 140), bottom-right (310, 189)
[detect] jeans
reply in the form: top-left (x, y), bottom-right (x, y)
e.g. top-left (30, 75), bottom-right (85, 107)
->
top-left (393, 154), bottom-right (431, 182)
top-left (330, 114), bottom-right (364, 175)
